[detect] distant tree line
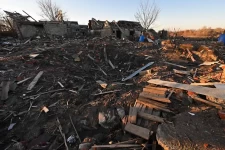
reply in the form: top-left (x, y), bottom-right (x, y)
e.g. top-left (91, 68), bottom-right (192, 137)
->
top-left (169, 27), bottom-right (225, 38)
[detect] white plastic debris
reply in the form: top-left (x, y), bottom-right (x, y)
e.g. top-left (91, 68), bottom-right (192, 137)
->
top-left (67, 135), bottom-right (76, 144)
top-left (8, 123), bottom-right (16, 130)
top-left (188, 112), bottom-right (195, 116)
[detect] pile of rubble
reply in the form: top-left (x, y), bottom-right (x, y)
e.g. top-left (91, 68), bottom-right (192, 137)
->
top-left (0, 36), bottom-right (225, 150)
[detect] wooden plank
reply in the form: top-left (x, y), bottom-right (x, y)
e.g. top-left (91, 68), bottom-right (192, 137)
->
top-left (173, 69), bottom-right (190, 75)
top-left (152, 110), bottom-right (161, 117)
top-left (214, 83), bottom-right (225, 90)
top-left (144, 108), bottom-right (153, 127)
top-left (136, 99), bottom-right (173, 113)
top-left (164, 62), bottom-right (187, 69)
top-left (92, 144), bottom-right (142, 149)
top-left (148, 79), bottom-right (225, 100)
top-left (167, 89), bottom-right (175, 99)
top-left (1, 81), bottom-right (10, 100)
top-left (125, 123), bottom-right (150, 140)
top-left (17, 77), bottom-right (32, 85)
top-left (112, 138), bottom-right (139, 145)
top-left (128, 107), bottom-right (137, 124)
top-left (27, 71), bottom-right (43, 90)
top-left (142, 88), bottom-right (166, 95)
top-left (146, 107), bottom-right (153, 114)
top-left (137, 105), bottom-right (146, 125)
top-left (139, 92), bottom-right (171, 103)
top-left (144, 86), bottom-right (168, 91)
top-left (192, 96), bottom-right (223, 110)
top-left (190, 82), bottom-right (218, 86)
top-left (138, 97), bottom-right (168, 108)
top-left (140, 91), bottom-right (165, 98)
top-left (138, 112), bottom-right (164, 123)
top-left (122, 62), bottom-right (154, 81)
top-left (134, 102), bottom-right (142, 111)
top-left (199, 61), bottom-right (219, 66)
top-left (186, 49), bottom-right (196, 62)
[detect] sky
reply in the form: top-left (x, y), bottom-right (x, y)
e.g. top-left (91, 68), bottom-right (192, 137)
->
top-left (1, 0), bottom-right (225, 30)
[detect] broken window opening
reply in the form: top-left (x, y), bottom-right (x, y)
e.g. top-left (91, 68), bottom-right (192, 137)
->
top-left (116, 30), bottom-right (122, 39)
top-left (130, 30), bottom-right (135, 36)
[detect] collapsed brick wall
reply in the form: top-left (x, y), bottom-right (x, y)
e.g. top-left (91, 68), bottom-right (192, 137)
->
top-left (44, 23), bottom-right (67, 36)
top-left (20, 25), bottom-right (37, 38)
top-left (101, 27), bottom-right (112, 37)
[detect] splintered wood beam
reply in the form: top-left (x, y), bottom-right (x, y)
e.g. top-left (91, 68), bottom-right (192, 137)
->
top-left (136, 99), bottom-right (173, 113)
top-left (191, 96), bottom-right (223, 110)
top-left (144, 86), bottom-right (168, 91)
top-left (137, 97), bottom-right (168, 108)
top-left (27, 71), bottom-right (43, 90)
top-left (164, 62), bottom-right (187, 69)
top-left (125, 123), bottom-right (150, 140)
top-left (128, 107), bottom-right (137, 124)
top-left (138, 112), bottom-right (165, 123)
top-left (148, 79), bottom-right (225, 100)
top-left (137, 105), bottom-right (146, 125)
top-left (139, 92), bottom-right (171, 103)
top-left (122, 62), bottom-right (154, 81)
top-left (142, 88), bottom-right (166, 95)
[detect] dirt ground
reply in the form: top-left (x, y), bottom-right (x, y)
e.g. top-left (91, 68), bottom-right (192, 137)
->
top-left (1, 36), bottom-right (225, 150)
top-left (157, 109), bottom-right (225, 150)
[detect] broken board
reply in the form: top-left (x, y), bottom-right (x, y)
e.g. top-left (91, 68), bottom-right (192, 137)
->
top-left (142, 88), bottom-right (166, 95)
top-left (148, 79), bottom-right (225, 100)
top-left (138, 112), bottom-right (164, 123)
top-left (27, 71), bottom-right (44, 90)
top-left (139, 92), bottom-right (171, 103)
top-left (128, 107), bottom-right (137, 124)
top-left (0, 81), bottom-right (10, 100)
top-left (136, 99), bottom-right (172, 113)
top-left (138, 97), bottom-right (168, 108)
top-left (137, 105), bottom-right (146, 125)
top-left (125, 123), bottom-right (150, 140)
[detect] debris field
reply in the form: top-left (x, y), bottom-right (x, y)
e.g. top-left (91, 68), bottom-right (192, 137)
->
top-left (1, 36), bottom-right (225, 150)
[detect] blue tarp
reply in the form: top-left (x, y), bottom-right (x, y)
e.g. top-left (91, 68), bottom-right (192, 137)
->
top-left (218, 34), bottom-right (225, 45)
top-left (139, 35), bottom-right (145, 42)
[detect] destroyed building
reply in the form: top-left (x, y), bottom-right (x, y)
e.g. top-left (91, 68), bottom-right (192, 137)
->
top-left (4, 10), bottom-right (44, 38)
top-left (40, 21), bottom-right (80, 38)
top-left (79, 25), bottom-right (88, 36)
top-left (88, 18), bottom-right (105, 36)
top-left (101, 20), bottom-right (143, 40)
top-left (4, 10), bottom-right (83, 39)
top-left (158, 29), bottom-right (168, 39)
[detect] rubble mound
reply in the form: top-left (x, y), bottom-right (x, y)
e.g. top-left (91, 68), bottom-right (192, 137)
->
top-left (157, 110), bottom-right (225, 150)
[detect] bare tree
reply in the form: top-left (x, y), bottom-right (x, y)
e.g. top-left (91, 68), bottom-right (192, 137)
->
top-left (37, 0), bottom-right (66, 21)
top-left (135, 0), bottom-right (160, 30)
